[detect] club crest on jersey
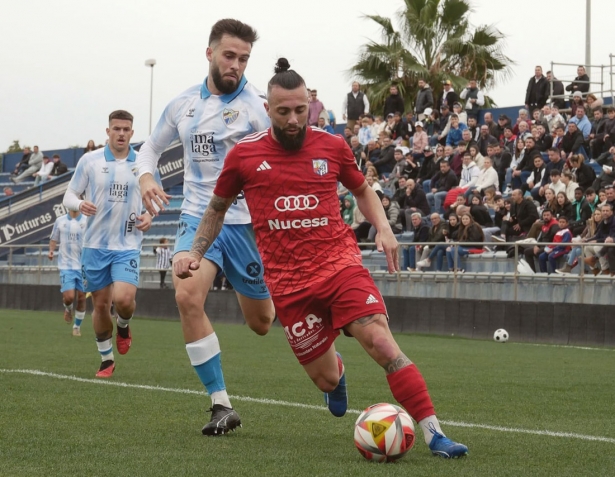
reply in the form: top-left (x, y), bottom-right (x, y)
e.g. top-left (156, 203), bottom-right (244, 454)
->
top-left (222, 108), bottom-right (239, 126)
top-left (312, 159), bottom-right (328, 176)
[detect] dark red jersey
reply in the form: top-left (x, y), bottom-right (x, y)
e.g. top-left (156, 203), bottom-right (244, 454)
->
top-left (214, 127), bottom-right (366, 296)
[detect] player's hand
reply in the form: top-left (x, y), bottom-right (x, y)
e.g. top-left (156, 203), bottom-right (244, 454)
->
top-left (47, 251), bottom-right (53, 261)
top-left (140, 173), bottom-right (171, 216)
top-left (79, 200), bottom-right (97, 216)
top-left (375, 228), bottom-right (400, 273)
top-left (135, 212), bottom-right (152, 232)
top-left (174, 254), bottom-right (201, 279)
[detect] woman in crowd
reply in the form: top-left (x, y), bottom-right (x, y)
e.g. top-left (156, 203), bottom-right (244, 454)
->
top-left (468, 144), bottom-right (485, 170)
top-left (445, 213), bottom-right (484, 272)
top-left (412, 213), bottom-right (448, 271)
top-left (567, 154), bottom-right (595, 191)
top-left (368, 195), bottom-right (402, 242)
top-left (84, 139), bottom-right (96, 154)
top-left (556, 208), bottom-right (602, 274)
top-left (505, 138), bottom-right (526, 191)
top-left (585, 94), bottom-right (603, 115)
top-left (553, 191), bottom-right (574, 221)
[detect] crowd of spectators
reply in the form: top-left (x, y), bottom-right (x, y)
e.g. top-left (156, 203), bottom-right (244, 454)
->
top-left (336, 66), bottom-right (615, 275)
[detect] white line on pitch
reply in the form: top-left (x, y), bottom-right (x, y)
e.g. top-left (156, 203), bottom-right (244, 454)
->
top-left (2, 368), bottom-right (614, 445)
top-left (509, 342), bottom-right (615, 352)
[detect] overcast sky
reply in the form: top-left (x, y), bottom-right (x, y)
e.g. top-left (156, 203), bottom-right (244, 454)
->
top-left (2, 0), bottom-right (613, 151)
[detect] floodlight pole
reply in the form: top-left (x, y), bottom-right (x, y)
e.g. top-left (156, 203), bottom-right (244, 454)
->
top-left (585, 0), bottom-right (591, 68)
top-left (144, 59), bottom-right (157, 135)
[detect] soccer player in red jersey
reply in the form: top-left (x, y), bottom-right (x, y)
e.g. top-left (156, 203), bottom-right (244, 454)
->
top-left (175, 58), bottom-right (468, 458)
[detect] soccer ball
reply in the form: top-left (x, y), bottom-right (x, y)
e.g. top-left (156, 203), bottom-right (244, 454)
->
top-left (494, 329), bottom-right (509, 342)
top-left (354, 403), bottom-right (415, 462)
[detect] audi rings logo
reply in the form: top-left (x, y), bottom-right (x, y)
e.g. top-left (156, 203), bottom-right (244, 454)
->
top-left (274, 195), bottom-right (319, 212)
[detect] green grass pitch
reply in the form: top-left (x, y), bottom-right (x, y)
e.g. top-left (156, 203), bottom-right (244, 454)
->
top-left (1, 309), bottom-right (614, 476)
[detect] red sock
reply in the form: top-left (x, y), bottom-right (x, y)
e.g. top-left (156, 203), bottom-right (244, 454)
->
top-left (386, 364), bottom-right (435, 422)
top-left (336, 354), bottom-right (343, 377)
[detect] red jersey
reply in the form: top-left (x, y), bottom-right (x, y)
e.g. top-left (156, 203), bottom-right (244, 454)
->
top-left (214, 127), bottom-right (366, 296)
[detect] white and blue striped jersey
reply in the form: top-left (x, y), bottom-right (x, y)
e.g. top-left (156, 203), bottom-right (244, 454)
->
top-left (50, 214), bottom-right (86, 270)
top-left (66, 145), bottom-right (143, 251)
top-left (137, 76), bottom-right (270, 223)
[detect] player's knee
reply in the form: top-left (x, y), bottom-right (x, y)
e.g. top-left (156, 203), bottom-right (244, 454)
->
top-left (175, 287), bottom-right (204, 312)
top-left (247, 315), bottom-right (273, 336)
top-left (63, 295), bottom-right (74, 306)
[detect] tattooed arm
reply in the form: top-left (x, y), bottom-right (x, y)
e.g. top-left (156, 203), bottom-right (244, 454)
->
top-left (173, 194), bottom-right (235, 279)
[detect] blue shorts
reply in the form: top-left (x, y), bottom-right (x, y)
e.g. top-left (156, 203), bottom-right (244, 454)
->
top-left (60, 269), bottom-right (84, 293)
top-left (175, 213), bottom-right (269, 300)
top-left (81, 248), bottom-right (140, 293)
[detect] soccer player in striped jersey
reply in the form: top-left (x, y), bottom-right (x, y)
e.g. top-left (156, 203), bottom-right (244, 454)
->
top-left (175, 60), bottom-right (468, 458)
top-left (154, 238), bottom-right (172, 289)
top-left (137, 19), bottom-right (275, 435)
top-left (48, 209), bottom-right (87, 335)
top-left (63, 110), bottom-right (152, 378)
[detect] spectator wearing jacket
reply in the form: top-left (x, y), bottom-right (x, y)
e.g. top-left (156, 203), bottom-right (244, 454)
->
top-left (459, 80), bottom-right (484, 120)
top-left (538, 216), bottom-right (572, 273)
top-left (438, 80), bottom-right (459, 111)
top-left (570, 187), bottom-right (593, 235)
top-left (11, 146), bottom-right (32, 176)
top-left (522, 155), bottom-right (546, 196)
top-left (404, 212), bottom-right (430, 271)
top-left (458, 153), bottom-right (480, 197)
top-left (507, 189), bottom-right (540, 240)
top-left (371, 136), bottom-right (396, 175)
top-left (562, 121), bottom-right (586, 158)
top-left (49, 154), bottom-right (68, 178)
top-left (589, 108), bottom-right (608, 159)
top-left (341, 195), bottom-right (355, 226)
top-left (584, 203), bottom-right (614, 274)
top-left (525, 66), bottom-right (550, 111)
top-left (565, 66), bottom-right (590, 97)
top-left (523, 209), bottom-right (560, 272)
top-left (402, 178), bottom-right (431, 219)
top-left (416, 213), bottom-right (450, 271)
top-left (445, 115), bottom-right (468, 147)
top-left (426, 160), bottom-right (459, 213)
top-left (383, 84), bottom-right (405, 118)
top-left (546, 71), bottom-right (566, 109)
top-left (568, 107), bottom-right (592, 140)
top-left (411, 122), bottom-right (429, 160)
top-left (414, 80), bottom-right (434, 118)
top-left (477, 124), bottom-right (497, 157)
top-left (446, 213), bottom-right (484, 271)
top-left (11, 146), bottom-right (44, 183)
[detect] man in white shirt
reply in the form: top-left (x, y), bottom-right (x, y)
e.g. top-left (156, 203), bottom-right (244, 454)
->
top-left (33, 155), bottom-right (54, 186)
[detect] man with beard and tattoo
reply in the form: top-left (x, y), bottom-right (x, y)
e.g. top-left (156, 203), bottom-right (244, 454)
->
top-left (136, 19), bottom-right (276, 436)
top-left (174, 58), bottom-right (469, 459)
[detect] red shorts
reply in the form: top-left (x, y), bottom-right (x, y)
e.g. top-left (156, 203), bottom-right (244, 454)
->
top-left (272, 266), bottom-right (387, 365)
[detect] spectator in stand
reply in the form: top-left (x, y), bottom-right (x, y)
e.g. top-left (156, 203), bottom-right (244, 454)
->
top-left (365, 175), bottom-right (383, 195)
top-left (483, 112), bottom-right (498, 138)
top-left (341, 195), bottom-right (356, 226)
top-left (544, 105), bottom-right (565, 133)
top-left (570, 91), bottom-right (585, 118)
top-left (562, 121), bottom-right (587, 158)
top-left (373, 115), bottom-right (386, 137)
top-left (522, 155), bottom-right (546, 196)
top-left (476, 124), bottom-right (497, 157)
top-left (532, 108), bottom-right (549, 130)
top-left (404, 212), bottom-right (430, 271)
top-left (568, 106), bottom-right (592, 140)
top-left (565, 65), bottom-right (590, 97)
top-left (522, 209), bottom-right (559, 272)
top-left (388, 147), bottom-right (409, 187)
top-left (317, 117), bottom-right (334, 134)
top-left (512, 109), bottom-right (531, 136)
top-left (583, 203), bottom-right (613, 275)
top-left (422, 108), bottom-right (438, 139)
top-left (363, 140), bottom-right (380, 167)
top-left (11, 146), bottom-right (44, 184)
top-left (403, 151), bottom-right (421, 182)
top-left (557, 207), bottom-right (602, 274)
top-left (505, 138), bottom-right (526, 192)
top-left (401, 112), bottom-right (415, 147)
top-left (533, 124), bottom-right (553, 151)
top-left (585, 94), bottom-right (603, 115)
top-left (358, 117), bottom-right (374, 146)
top-left (503, 189), bottom-right (539, 241)
top-left (567, 155), bottom-right (596, 192)
top-left (84, 139), bottom-right (96, 154)
top-left (473, 156), bottom-right (499, 195)
top-left (461, 129), bottom-right (476, 151)
top-left (552, 124), bottom-right (566, 151)
top-left (367, 195), bottom-right (402, 243)
top-left (469, 194), bottom-right (500, 242)
top-left (349, 136), bottom-right (364, 169)
top-left (11, 146), bottom-right (32, 176)
top-left (606, 186), bottom-right (615, 210)
top-left (342, 81), bottom-right (370, 131)
top-left (33, 155), bottom-right (54, 186)
top-left (3, 186), bottom-right (14, 197)
top-left (569, 187), bottom-right (593, 235)
top-left (525, 66), bottom-right (549, 111)
top-left (546, 71), bottom-right (566, 109)
top-left (414, 79), bottom-right (434, 119)
top-left (459, 79), bottom-right (484, 121)
top-left (466, 116), bottom-right (479, 141)
top-left (307, 89), bottom-right (326, 126)
top-left (468, 144), bottom-right (485, 170)
top-left (561, 171), bottom-right (580, 202)
top-left (387, 112), bottom-right (405, 145)
top-left (351, 199), bottom-right (369, 241)
top-left (49, 154), bottom-right (68, 178)
top-left (392, 176), bottom-right (409, 208)
top-left (592, 148), bottom-right (615, 190)
top-left (512, 136), bottom-right (541, 190)
top-left (457, 152), bottom-right (480, 196)
top-left (411, 122), bottom-right (428, 162)
top-left (445, 115), bottom-right (467, 147)
top-left (589, 108), bottom-right (608, 159)
top-left (536, 148), bottom-right (565, 201)
top-left (451, 102), bottom-right (467, 125)
top-left (438, 80), bottom-right (458, 111)
top-left (538, 216), bottom-right (572, 273)
top-left (501, 126), bottom-right (517, 154)
top-left (489, 142), bottom-right (513, 193)
top-left (553, 191), bottom-right (574, 221)
top-left (496, 114), bottom-right (511, 142)
top-left (585, 187), bottom-right (600, 211)
top-left (436, 105), bottom-right (451, 145)
top-left (445, 213), bottom-right (484, 272)
top-left (417, 146), bottom-right (439, 190)
top-left (516, 121), bottom-right (531, 141)
top-left (154, 238), bottom-right (172, 289)
top-left (426, 160), bottom-right (459, 213)
top-left (450, 141), bottom-right (468, 178)
top-left (343, 127), bottom-right (353, 146)
top-left (415, 213), bottom-right (450, 271)
top-left (402, 178), bottom-right (430, 219)
top-left (371, 135), bottom-right (396, 176)
top-left (383, 84), bottom-right (405, 118)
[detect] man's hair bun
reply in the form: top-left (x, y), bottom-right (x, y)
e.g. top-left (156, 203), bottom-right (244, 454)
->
top-left (274, 58), bottom-right (291, 74)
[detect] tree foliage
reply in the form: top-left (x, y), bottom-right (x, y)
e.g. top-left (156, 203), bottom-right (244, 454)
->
top-left (349, 0), bottom-right (513, 115)
top-left (6, 140), bottom-right (23, 153)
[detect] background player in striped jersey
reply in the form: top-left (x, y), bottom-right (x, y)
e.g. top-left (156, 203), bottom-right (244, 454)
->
top-left (175, 59), bottom-right (468, 458)
top-left (137, 19), bottom-right (275, 435)
top-left (63, 110), bottom-right (152, 378)
top-left (154, 238), bottom-right (172, 289)
top-left (48, 209), bottom-right (87, 335)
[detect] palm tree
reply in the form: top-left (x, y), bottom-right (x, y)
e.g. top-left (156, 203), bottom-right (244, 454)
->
top-left (349, 0), bottom-right (513, 116)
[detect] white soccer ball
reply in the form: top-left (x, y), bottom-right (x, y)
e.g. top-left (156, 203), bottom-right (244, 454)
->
top-left (493, 328), bottom-right (509, 343)
top-left (354, 403), bottom-right (415, 463)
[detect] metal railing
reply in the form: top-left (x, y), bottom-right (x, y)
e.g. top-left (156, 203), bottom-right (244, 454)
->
top-left (2, 240), bottom-right (614, 303)
top-left (548, 58), bottom-right (615, 110)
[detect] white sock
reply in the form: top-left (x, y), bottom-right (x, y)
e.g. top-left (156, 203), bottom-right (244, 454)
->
top-left (419, 415), bottom-right (444, 446)
top-left (96, 338), bottom-right (115, 362)
top-left (210, 390), bottom-right (232, 409)
top-left (117, 315), bottom-right (131, 328)
top-left (74, 310), bottom-right (85, 328)
top-left (63, 303), bottom-right (72, 312)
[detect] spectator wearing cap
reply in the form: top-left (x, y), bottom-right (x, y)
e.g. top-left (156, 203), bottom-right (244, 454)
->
top-left (414, 79), bottom-right (434, 119)
top-left (496, 114), bottom-right (511, 142)
top-left (411, 121), bottom-right (428, 161)
top-left (565, 65), bottom-right (590, 97)
top-left (570, 91), bottom-right (585, 118)
top-left (342, 81), bottom-right (370, 131)
top-left (546, 71), bottom-right (566, 109)
top-left (358, 117), bottom-right (374, 146)
top-left (383, 84), bottom-right (405, 118)
top-left (525, 66), bottom-right (550, 111)
top-left (459, 79), bottom-right (484, 121)
top-left (308, 89), bottom-right (326, 126)
top-left (438, 80), bottom-right (458, 111)
top-left (567, 106), bottom-right (592, 140)
top-left (426, 160), bottom-right (459, 213)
